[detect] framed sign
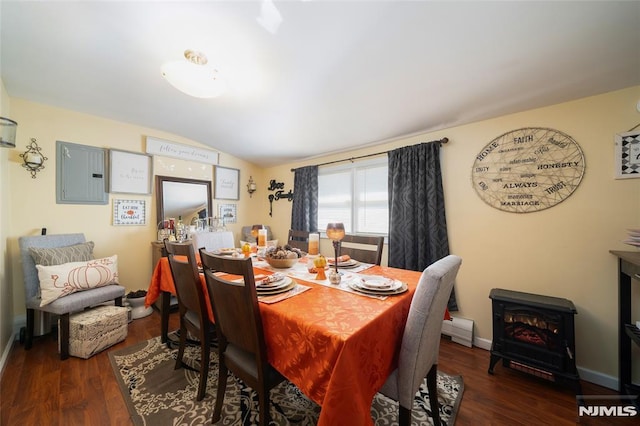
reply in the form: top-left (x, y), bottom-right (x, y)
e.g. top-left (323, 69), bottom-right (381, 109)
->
top-left (146, 136), bottom-right (219, 165)
top-left (113, 199), bottom-right (146, 225)
top-left (614, 130), bottom-right (640, 179)
top-left (471, 127), bottom-right (585, 213)
top-left (109, 149), bottom-right (152, 194)
top-left (219, 203), bottom-right (237, 224)
top-left (214, 166), bottom-right (240, 200)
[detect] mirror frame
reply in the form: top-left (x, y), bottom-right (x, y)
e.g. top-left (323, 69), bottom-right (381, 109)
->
top-left (155, 175), bottom-right (213, 225)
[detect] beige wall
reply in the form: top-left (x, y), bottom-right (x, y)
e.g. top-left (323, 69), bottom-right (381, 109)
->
top-left (3, 86), bottom-right (639, 387)
top-left (6, 99), bottom-right (263, 330)
top-left (1, 78), bottom-right (13, 368)
top-left (266, 86), bottom-right (640, 384)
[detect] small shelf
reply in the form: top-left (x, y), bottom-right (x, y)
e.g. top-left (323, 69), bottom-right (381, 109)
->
top-left (624, 324), bottom-right (640, 347)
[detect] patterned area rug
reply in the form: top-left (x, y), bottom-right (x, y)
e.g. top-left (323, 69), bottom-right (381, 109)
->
top-left (109, 335), bottom-right (464, 425)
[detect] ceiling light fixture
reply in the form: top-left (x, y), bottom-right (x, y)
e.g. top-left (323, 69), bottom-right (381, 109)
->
top-left (161, 50), bottom-right (226, 99)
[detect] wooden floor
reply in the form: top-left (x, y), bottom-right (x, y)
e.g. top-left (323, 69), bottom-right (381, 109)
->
top-left (0, 310), bottom-right (627, 425)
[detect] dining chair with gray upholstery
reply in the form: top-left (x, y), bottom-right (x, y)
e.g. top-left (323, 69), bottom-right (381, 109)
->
top-left (286, 229), bottom-right (311, 251)
top-left (18, 233), bottom-right (126, 360)
top-left (165, 240), bottom-right (214, 401)
top-left (377, 254), bottom-right (462, 426)
top-left (199, 250), bottom-right (285, 426)
top-left (340, 234), bottom-right (385, 265)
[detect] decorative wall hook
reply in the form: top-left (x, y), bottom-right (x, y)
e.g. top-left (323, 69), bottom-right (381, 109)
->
top-left (19, 138), bottom-right (47, 178)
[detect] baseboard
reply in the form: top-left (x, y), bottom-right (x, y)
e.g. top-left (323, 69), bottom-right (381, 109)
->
top-left (6, 312), bottom-right (621, 392)
top-left (0, 315), bottom-right (27, 379)
top-left (577, 366), bottom-right (618, 391)
top-left (13, 313), bottom-right (25, 339)
top-left (0, 330), bottom-right (16, 380)
top-left (473, 336), bottom-right (492, 350)
top-left (468, 336), bottom-right (618, 391)
top-left (441, 317), bottom-right (474, 347)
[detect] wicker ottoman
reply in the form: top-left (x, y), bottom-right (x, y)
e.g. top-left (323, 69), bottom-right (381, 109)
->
top-left (58, 305), bottom-right (128, 359)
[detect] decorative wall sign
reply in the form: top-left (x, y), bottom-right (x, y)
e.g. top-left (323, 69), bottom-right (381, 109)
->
top-left (218, 203), bottom-right (237, 224)
top-left (146, 136), bottom-right (219, 165)
top-left (471, 128), bottom-right (585, 213)
top-left (267, 179), bottom-right (294, 216)
top-left (214, 166), bottom-right (240, 200)
top-left (109, 149), bottom-right (152, 194)
top-left (614, 130), bottom-right (640, 179)
top-left (113, 199), bottom-right (146, 225)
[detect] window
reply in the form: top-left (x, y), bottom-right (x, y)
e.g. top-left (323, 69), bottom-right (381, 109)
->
top-left (317, 157), bottom-right (388, 235)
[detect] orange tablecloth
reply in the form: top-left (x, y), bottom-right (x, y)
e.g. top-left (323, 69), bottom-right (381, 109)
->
top-left (146, 257), bottom-right (422, 426)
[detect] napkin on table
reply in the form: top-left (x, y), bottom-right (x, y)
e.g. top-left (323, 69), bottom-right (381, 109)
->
top-left (255, 273), bottom-right (285, 287)
top-left (327, 255), bottom-right (351, 264)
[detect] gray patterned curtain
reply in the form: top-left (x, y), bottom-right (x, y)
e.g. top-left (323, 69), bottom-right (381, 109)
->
top-left (388, 141), bottom-right (458, 311)
top-left (291, 166), bottom-right (319, 232)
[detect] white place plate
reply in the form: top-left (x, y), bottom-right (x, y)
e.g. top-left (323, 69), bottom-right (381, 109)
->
top-left (357, 276), bottom-right (401, 291)
top-left (216, 248), bottom-right (237, 255)
top-left (256, 276), bottom-right (292, 291)
top-left (329, 259), bottom-right (360, 268)
top-left (348, 280), bottom-right (408, 296)
top-left (256, 279), bottom-right (296, 295)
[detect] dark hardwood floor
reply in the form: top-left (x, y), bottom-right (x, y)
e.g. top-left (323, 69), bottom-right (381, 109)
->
top-left (0, 310), bottom-right (626, 425)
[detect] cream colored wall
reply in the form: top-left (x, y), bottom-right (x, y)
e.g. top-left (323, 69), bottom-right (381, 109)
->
top-left (4, 87), bottom-right (639, 384)
top-left (266, 86), bottom-right (640, 381)
top-left (7, 99), bottom-right (262, 328)
top-left (0, 78), bottom-right (14, 366)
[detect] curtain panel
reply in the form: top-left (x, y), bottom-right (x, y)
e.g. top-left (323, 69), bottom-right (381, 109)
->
top-left (291, 165), bottom-right (319, 232)
top-left (388, 142), bottom-right (458, 311)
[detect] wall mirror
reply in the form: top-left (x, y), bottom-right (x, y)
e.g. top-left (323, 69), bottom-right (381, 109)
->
top-left (156, 175), bottom-right (213, 225)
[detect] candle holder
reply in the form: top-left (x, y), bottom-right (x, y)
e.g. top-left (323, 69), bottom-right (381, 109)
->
top-left (251, 224), bottom-right (264, 244)
top-left (326, 222), bottom-right (345, 285)
top-left (19, 138), bottom-right (47, 178)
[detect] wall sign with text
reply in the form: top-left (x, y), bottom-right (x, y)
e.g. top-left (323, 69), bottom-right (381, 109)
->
top-left (109, 149), bottom-right (152, 195)
top-left (471, 128), bottom-right (585, 213)
top-left (113, 199), bottom-right (146, 225)
top-left (146, 136), bottom-right (219, 165)
top-left (267, 180), bottom-right (294, 217)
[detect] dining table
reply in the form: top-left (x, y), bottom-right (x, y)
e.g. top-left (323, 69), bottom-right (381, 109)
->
top-left (145, 254), bottom-right (428, 426)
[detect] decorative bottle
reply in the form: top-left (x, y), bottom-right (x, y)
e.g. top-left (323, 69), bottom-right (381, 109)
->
top-left (175, 216), bottom-right (186, 242)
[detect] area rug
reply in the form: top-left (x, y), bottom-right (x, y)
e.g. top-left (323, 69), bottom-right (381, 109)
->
top-left (109, 335), bottom-right (464, 425)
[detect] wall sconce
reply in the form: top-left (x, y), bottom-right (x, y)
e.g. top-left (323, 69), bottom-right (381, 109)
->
top-left (19, 138), bottom-right (48, 178)
top-left (0, 117), bottom-right (18, 148)
top-left (247, 175), bottom-right (257, 197)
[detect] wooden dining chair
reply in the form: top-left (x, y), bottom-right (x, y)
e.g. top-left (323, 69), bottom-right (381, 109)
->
top-left (340, 234), bottom-right (385, 265)
top-left (164, 241), bottom-right (214, 401)
top-left (287, 229), bottom-right (310, 251)
top-left (377, 254), bottom-right (462, 426)
top-left (199, 250), bottom-right (285, 426)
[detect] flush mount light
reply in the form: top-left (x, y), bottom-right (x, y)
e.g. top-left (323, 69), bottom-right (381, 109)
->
top-left (161, 50), bottom-right (227, 98)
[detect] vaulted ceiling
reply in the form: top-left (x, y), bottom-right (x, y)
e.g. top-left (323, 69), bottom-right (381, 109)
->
top-left (2, 1), bottom-right (639, 166)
